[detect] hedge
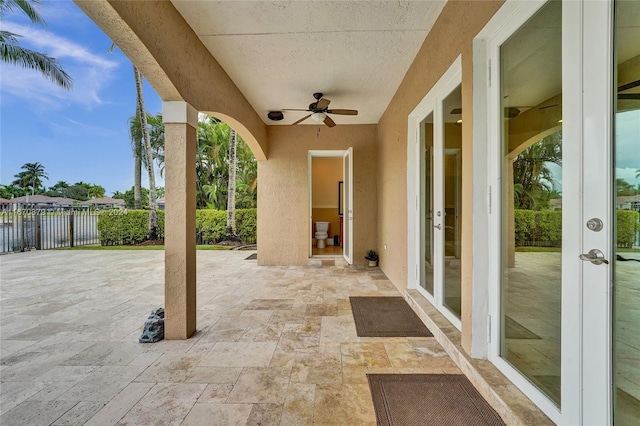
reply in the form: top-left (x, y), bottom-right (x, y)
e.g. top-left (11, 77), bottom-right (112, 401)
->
top-left (514, 209), bottom-right (562, 247)
top-left (514, 209), bottom-right (639, 247)
top-left (97, 208), bottom-right (256, 246)
top-left (617, 210), bottom-right (639, 248)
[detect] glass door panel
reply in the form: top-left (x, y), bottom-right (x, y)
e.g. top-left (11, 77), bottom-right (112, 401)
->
top-left (415, 58), bottom-right (461, 328)
top-left (343, 147), bottom-right (353, 264)
top-left (500, 0), bottom-right (563, 406)
top-left (443, 86), bottom-right (462, 318)
top-left (614, 0), bottom-right (640, 423)
top-left (421, 114), bottom-right (435, 295)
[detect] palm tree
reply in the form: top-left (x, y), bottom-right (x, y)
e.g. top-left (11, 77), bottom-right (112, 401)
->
top-left (128, 114), bottom-right (143, 209)
top-left (236, 139), bottom-right (257, 209)
top-left (12, 162), bottom-right (48, 195)
top-left (197, 118), bottom-right (230, 209)
top-left (0, 0), bottom-right (72, 89)
top-left (133, 66), bottom-right (158, 240)
top-left (0, 184), bottom-right (24, 199)
top-left (111, 43), bottom-right (142, 210)
top-left (129, 112), bottom-right (162, 209)
top-left (512, 132), bottom-right (562, 210)
top-left (88, 184), bottom-right (105, 199)
top-left (51, 180), bottom-right (69, 190)
top-left (225, 128), bottom-right (239, 238)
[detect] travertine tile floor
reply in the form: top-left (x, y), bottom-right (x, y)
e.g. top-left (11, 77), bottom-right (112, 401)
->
top-left (1, 250), bottom-right (461, 425)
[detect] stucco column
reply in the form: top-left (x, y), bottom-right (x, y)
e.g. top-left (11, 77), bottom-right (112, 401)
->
top-left (163, 101), bottom-right (198, 339)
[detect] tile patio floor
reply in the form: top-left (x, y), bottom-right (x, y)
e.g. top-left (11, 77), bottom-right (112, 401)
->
top-left (1, 250), bottom-right (462, 425)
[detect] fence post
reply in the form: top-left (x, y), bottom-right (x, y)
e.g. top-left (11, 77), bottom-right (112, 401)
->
top-left (20, 211), bottom-right (26, 252)
top-left (35, 211), bottom-right (42, 250)
top-left (69, 210), bottom-right (75, 248)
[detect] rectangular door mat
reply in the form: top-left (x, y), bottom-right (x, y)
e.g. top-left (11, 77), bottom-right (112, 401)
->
top-left (368, 374), bottom-right (505, 426)
top-left (349, 297), bottom-right (432, 337)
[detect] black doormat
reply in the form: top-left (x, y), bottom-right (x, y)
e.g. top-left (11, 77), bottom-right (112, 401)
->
top-left (349, 297), bottom-right (432, 337)
top-left (245, 253), bottom-right (257, 260)
top-left (368, 374), bottom-right (505, 426)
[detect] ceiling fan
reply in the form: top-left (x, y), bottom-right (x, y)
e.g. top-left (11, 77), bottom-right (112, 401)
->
top-left (278, 92), bottom-right (358, 128)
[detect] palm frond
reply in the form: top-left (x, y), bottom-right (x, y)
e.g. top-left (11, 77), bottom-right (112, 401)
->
top-left (0, 38), bottom-right (72, 89)
top-left (0, 0), bottom-right (44, 24)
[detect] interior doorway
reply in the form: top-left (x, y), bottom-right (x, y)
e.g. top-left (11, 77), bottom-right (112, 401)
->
top-left (308, 149), bottom-right (353, 263)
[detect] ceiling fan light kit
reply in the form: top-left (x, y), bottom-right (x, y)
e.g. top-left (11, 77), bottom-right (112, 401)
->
top-left (280, 92), bottom-right (358, 128)
top-left (311, 112), bottom-right (326, 122)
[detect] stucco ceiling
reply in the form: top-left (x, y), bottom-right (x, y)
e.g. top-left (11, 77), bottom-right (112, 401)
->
top-left (170, 1), bottom-right (446, 126)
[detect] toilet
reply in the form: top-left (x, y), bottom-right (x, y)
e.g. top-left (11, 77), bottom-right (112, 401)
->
top-left (314, 222), bottom-right (330, 248)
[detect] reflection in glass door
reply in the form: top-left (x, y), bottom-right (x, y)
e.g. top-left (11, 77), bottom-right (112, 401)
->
top-left (614, 0), bottom-right (640, 423)
top-left (500, 0), bottom-right (562, 407)
top-left (443, 87), bottom-right (462, 318)
top-left (421, 114), bottom-right (435, 295)
top-left (417, 78), bottom-right (463, 326)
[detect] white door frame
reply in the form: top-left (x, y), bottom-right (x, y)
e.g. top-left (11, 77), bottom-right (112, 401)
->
top-left (570, 0), bottom-right (614, 423)
top-left (407, 55), bottom-right (462, 330)
top-left (482, 0), bottom-right (565, 421)
top-left (476, 0), bottom-right (615, 424)
top-left (308, 149), bottom-right (353, 264)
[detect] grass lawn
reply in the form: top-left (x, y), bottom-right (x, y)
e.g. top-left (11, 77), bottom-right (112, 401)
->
top-left (515, 246), bottom-right (561, 252)
top-left (61, 244), bottom-right (235, 251)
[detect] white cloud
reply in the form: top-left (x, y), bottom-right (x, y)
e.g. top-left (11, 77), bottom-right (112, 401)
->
top-left (0, 21), bottom-right (120, 109)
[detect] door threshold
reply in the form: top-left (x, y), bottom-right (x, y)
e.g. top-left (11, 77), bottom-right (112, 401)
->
top-left (308, 257), bottom-right (348, 267)
top-left (404, 289), bottom-right (554, 425)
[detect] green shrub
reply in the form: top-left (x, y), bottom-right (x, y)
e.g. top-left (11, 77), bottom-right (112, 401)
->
top-left (514, 208), bottom-right (639, 248)
top-left (236, 208), bottom-right (257, 244)
top-left (196, 210), bottom-right (227, 242)
top-left (617, 210), bottom-right (639, 248)
top-left (97, 210), bottom-right (165, 245)
top-left (98, 208), bottom-right (256, 246)
top-left (513, 210), bottom-right (534, 246)
top-left (513, 209), bottom-right (562, 247)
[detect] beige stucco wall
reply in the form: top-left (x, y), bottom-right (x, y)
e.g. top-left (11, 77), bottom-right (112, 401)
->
top-left (258, 125), bottom-right (377, 266)
top-left (377, 0), bottom-right (504, 352)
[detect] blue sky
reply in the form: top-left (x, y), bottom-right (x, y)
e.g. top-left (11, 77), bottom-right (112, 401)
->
top-left (1, 1), bottom-right (637, 197)
top-left (1, 0), bottom-right (163, 196)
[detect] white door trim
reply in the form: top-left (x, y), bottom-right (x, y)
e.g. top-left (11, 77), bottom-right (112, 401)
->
top-left (573, 0), bottom-right (614, 423)
top-left (407, 55), bottom-right (462, 331)
top-left (308, 150), bottom-right (351, 261)
top-left (478, 0), bottom-right (565, 423)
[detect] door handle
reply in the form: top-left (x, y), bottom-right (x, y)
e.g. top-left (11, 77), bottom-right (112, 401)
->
top-left (579, 249), bottom-right (609, 265)
top-left (434, 224), bottom-right (441, 230)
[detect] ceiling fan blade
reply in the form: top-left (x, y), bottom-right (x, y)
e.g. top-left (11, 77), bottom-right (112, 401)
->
top-left (282, 108), bottom-right (311, 112)
top-left (292, 114), bottom-right (312, 125)
top-left (323, 115), bottom-right (336, 128)
top-left (327, 109), bottom-right (358, 116)
top-left (316, 98), bottom-right (331, 110)
top-left (618, 94), bottom-right (640, 100)
top-left (618, 79), bottom-right (640, 92)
